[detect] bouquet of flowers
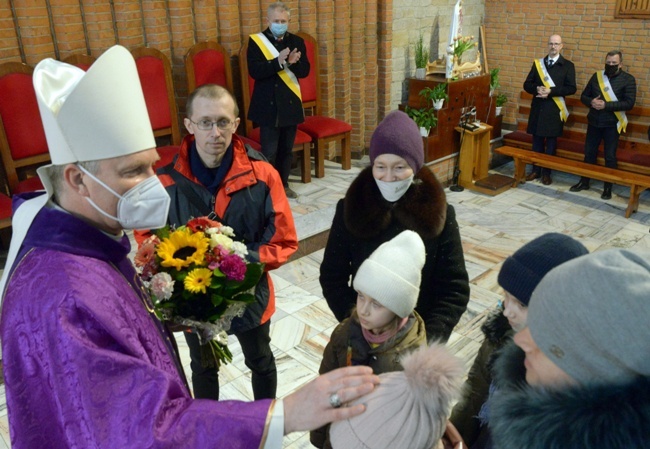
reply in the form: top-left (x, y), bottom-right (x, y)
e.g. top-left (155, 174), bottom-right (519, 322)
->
top-left (450, 35), bottom-right (477, 62)
top-left (135, 216), bottom-right (264, 367)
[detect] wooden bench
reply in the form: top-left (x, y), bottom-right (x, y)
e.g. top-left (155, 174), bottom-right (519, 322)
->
top-left (503, 91), bottom-right (650, 176)
top-left (495, 145), bottom-right (650, 218)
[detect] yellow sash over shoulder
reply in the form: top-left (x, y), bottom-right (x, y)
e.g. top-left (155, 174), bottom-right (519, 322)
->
top-left (534, 58), bottom-right (569, 122)
top-left (250, 33), bottom-right (302, 101)
top-left (596, 70), bottom-right (628, 134)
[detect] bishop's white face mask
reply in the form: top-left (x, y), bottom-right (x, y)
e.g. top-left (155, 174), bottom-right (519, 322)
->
top-left (78, 165), bottom-right (170, 230)
top-left (374, 175), bottom-right (414, 202)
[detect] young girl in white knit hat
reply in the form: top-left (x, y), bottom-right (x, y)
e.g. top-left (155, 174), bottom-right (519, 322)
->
top-left (311, 230), bottom-right (456, 449)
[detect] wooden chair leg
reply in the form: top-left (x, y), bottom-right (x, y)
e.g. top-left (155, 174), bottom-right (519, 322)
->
top-left (315, 140), bottom-right (326, 178)
top-left (300, 143), bottom-right (311, 183)
top-left (341, 133), bottom-right (351, 170)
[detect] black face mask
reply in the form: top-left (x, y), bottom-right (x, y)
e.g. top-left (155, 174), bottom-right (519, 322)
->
top-left (604, 64), bottom-right (619, 77)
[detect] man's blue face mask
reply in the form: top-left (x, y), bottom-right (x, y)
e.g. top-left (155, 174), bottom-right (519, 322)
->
top-left (270, 22), bottom-right (287, 38)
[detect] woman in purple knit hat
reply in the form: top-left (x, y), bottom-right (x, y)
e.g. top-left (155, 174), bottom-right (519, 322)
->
top-left (320, 110), bottom-right (470, 343)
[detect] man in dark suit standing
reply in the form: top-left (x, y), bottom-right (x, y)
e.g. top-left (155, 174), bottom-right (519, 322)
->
top-left (523, 34), bottom-right (576, 185)
top-left (247, 1), bottom-right (310, 199)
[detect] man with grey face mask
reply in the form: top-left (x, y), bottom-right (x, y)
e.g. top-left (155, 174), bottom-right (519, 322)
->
top-left (570, 50), bottom-right (636, 200)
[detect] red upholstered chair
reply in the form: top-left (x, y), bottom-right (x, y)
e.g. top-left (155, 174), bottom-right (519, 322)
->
top-left (62, 53), bottom-right (96, 71)
top-left (0, 62), bottom-right (47, 194)
top-left (0, 192), bottom-right (11, 231)
top-left (295, 31), bottom-right (352, 178)
top-left (239, 40), bottom-right (312, 184)
top-left (185, 41), bottom-right (233, 93)
top-left (131, 47), bottom-right (180, 170)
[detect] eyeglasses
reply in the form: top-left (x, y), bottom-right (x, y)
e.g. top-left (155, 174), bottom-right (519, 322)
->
top-left (548, 43), bottom-right (562, 47)
top-left (189, 118), bottom-right (234, 131)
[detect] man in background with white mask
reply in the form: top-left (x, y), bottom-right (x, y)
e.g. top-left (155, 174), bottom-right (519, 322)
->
top-left (320, 110), bottom-right (470, 343)
top-left (246, 1), bottom-right (310, 199)
top-left (0, 46), bottom-right (378, 448)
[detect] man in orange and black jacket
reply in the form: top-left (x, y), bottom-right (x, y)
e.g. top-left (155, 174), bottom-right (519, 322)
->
top-left (137, 84), bottom-right (297, 401)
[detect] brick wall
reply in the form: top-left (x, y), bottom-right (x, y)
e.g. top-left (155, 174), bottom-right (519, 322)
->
top-left (2, 1), bottom-right (648, 164)
top-left (484, 0), bottom-right (650, 127)
top-left (0, 0), bottom-right (392, 157)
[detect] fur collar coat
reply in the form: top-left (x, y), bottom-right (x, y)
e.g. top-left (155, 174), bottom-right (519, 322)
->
top-left (490, 342), bottom-right (650, 449)
top-left (319, 166), bottom-right (470, 341)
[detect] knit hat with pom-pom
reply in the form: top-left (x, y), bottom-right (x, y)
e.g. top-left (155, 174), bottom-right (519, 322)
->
top-left (329, 343), bottom-right (464, 449)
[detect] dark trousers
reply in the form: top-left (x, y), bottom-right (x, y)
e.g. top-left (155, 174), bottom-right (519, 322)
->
top-left (184, 320), bottom-right (277, 400)
top-left (530, 135), bottom-right (557, 176)
top-left (260, 125), bottom-right (297, 186)
top-left (584, 125), bottom-right (620, 169)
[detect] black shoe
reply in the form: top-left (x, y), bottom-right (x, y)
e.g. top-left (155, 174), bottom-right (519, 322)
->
top-left (542, 175), bottom-right (552, 185)
top-left (570, 179), bottom-right (590, 192)
top-left (284, 186), bottom-right (298, 199)
top-left (601, 183), bottom-right (612, 200)
top-left (525, 172), bottom-right (540, 181)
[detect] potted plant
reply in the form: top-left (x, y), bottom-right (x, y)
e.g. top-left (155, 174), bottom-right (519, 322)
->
top-left (405, 106), bottom-right (438, 137)
top-left (420, 83), bottom-right (448, 110)
top-left (495, 93), bottom-right (508, 116)
top-left (414, 32), bottom-right (429, 79)
top-left (490, 68), bottom-right (500, 96)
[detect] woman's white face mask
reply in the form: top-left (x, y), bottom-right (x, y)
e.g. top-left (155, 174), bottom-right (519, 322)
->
top-left (78, 165), bottom-right (170, 230)
top-left (374, 175), bottom-right (414, 202)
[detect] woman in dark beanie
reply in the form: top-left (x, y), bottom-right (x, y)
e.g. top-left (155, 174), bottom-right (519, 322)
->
top-left (319, 110), bottom-right (469, 342)
top-left (450, 233), bottom-right (588, 449)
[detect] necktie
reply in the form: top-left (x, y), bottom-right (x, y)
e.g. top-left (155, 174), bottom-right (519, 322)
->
top-left (548, 59), bottom-right (554, 67)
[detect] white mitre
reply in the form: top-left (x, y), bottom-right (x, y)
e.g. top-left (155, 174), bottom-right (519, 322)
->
top-left (0, 46), bottom-right (156, 303)
top-left (35, 45), bottom-right (156, 193)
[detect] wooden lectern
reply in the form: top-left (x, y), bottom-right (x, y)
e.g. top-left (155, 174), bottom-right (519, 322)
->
top-left (455, 123), bottom-right (512, 195)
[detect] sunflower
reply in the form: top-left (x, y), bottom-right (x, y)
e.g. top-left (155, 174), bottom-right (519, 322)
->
top-left (184, 268), bottom-right (213, 294)
top-left (157, 229), bottom-right (210, 270)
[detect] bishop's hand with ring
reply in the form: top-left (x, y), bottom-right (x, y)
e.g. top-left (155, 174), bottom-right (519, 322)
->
top-left (329, 392), bottom-right (342, 408)
top-left (282, 365), bottom-right (379, 435)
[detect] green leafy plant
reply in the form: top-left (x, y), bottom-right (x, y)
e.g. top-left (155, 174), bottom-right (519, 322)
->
top-left (405, 106), bottom-right (438, 133)
top-left (490, 68), bottom-right (501, 93)
top-left (414, 32), bottom-right (429, 69)
top-left (420, 83), bottom-right (449, 103)
top-left (496, 93), bottom-right (508, 107)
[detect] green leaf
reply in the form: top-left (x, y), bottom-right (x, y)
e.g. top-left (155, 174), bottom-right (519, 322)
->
top-left (211, 293), bottom-right (225, 307)
top-left (229, 292), bottom-right (256, 304)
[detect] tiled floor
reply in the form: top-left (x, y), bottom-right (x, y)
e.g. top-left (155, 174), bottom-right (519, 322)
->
top-left (0, 155), bottom-right (649, 448)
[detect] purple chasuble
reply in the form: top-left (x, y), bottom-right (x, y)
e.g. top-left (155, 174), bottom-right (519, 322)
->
top-left (1, 193), bottom-right (270, 448)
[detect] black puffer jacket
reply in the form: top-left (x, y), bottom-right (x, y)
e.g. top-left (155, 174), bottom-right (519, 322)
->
top-left (580, 69), bottom-right (636, 129)
top-left (490, 342), bottom-right (650, 449)
top-left (319, 166), bottom-right (470, 342)
top-left (450, 310), bottom-right (512, 448)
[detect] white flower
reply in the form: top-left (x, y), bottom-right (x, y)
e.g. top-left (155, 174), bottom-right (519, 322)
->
top-left (218, 225), bottom-right (235, 237)
top-left (210, 233), bottom-right (234, 251)
top-left (149, 272), bottom-right (174, 303)
top-left (230, 241), bottom-right (249, 258)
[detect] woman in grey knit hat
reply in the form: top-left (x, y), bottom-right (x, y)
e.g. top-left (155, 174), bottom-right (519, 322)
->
top-left (450, 232), bottom-right (588, 449)
top-left (490, 248), bottom-right (650, 449)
